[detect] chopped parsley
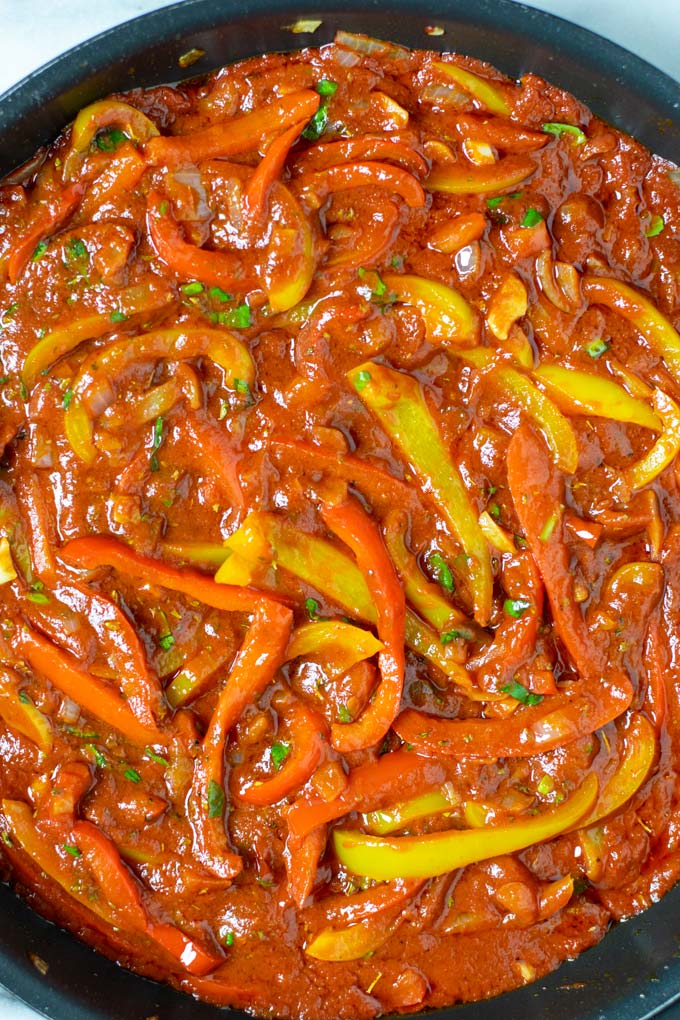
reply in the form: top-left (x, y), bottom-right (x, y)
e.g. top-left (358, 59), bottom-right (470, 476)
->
top-left (441, 628), bottom-right (474, 644)
top-left (62, 389), bottom-right (74, 409)
top-left (504, 598), bottom-right (532, 618)
top-left (645, 214), bottom-right (665, 238)
top-left (158, 632), bottom-right (174, 651)
top-left (31, 240), bottom-right (48, 262)
top-left (270, 741), bottom-right (291, 771)
top-left (501, 679), bottom-right (543, 706)
top-left (337, 704), bottom-right (353, 723)
top-left (316, 79), bottom-right (338, 97)
top-left (520, 208), bottom-right (543, 228)
top-left (26, 591), bottom-right (50, 605)
top-left (145, 747), bottom-right (169, 767)
top-left (542, 122), bottom-right (586, 145)
top-left (181, 281), bottom-right (204, 296)
top-left (85, 743), bottom-right (108, 768)
top-left (222, 303), bottom-right (252, 329)
top-left (207, 778), bottom-right (225, 818)
top-left (150, 415), bottom-right (164, 472)
top-left (584, 337), bottom-right (609, 358)
top-left (110, 309), bottom-right (128, 323)
top-left (209, 286), bottom-right (232, 302)
top-left (305, 597), bottom-right (321, 621)
top-left (62, 843), bottom-right (82, 858)
top-left (224, 931), bottom-right (235, 947)
top-left (95, 128), bottom-right (128, 152)
top-left (233, 378), bottom-right (253, 404)
top-left (18, 690), bottom-right (31, 705)
top-left (123, 767), bottom-right (142, 784)
top-left (66, 237), bottom-right (89, 264)
top-left (354, 369), bottom-right (372, 392)
top-left (428, 553), bottom-right (454, 594)
top-left (486, 196), bottom-right (504, 209)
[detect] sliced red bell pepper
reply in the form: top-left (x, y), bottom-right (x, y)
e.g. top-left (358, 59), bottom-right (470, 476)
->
top-left (287, 749), bottom-right (448, 841)
top-left (17, 626), bottom-right (165, 747)
top-left (180, 411), bottom-right (245, 510)
top-left (188, 600), bottom-right (292, 878)
top-left (60, 535), bottom-right (279, 614)
top-left (506, 423), bottom-right (608, 679)
top-left (8, 182), bottom-right (84, 284)
top-left (147, 190), bottom-right (256, 292)
top-left (145, 90), bottom-right (320, 166)
top-left (73, 820), bottom-right (221, 975)
top-left (299, 162), bottom-right (425, 209)
top-left (284, 826), bottom-right (326, 909)
top-left (294, 137), bottom-right (428, 176)
top-left (244, 122), bottom-right (306, 224)
top-left (321, 499), bottom-right (405, 753)
top-left (393, 674), bottom-right (632, 759)
top-left (231, 696), bottom-right (328, 806)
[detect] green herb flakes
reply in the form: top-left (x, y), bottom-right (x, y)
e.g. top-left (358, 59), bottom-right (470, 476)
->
top-left (501, 679), bottom-right (543, 706)
top-left (270, 741), bottom-right (291, 771)
top-left (207, 778), bottom-right (225, 818)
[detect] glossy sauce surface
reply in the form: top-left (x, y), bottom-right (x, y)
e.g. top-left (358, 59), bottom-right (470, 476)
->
top-left (0, 31), bottom-right (679, 1020)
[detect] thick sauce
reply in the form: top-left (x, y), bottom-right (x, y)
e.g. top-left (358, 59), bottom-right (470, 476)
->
top-left (0, 30), bottom-right (679, 1020)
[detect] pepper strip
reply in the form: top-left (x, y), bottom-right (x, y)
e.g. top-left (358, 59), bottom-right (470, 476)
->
top-left (287, 620), bottom-right (383, 681)
top-left (0, 666), bottom-right (52, 753)
top-left (506, 423), bottom-right (608, 678)
top-left (264, 183), bottom-right (315, 313)
top-left (187, 601), bottom-right (292, 878)
top-left (582, 275), bottom-right (680, 387)
top-left (393, 677), bottom-right (632, 760)
top-left (60, 535), bottom-right (279, 614)
top-left (333, 773), bottom-right (598, 881)
top-left (72, 820), bottom-right (220, 975)
top-left (348, 361), bottom-right (492, 624)
top-left (432, 61), bottom-right (511, 116)
top-left (381, 273), bottom-right (478, 344)
top-left (299, 162), bottom-right (425, 209)
top-left (426, 155), bottom-right (536, 195)
top-left (624, 390), bottom-right (680, 491)
top-left (62, 99), bottom-right (159, 179)
top-left (305, 899), bottom-right (415, 962)
top-left (321, 500), bottom-right (405, 753)
top-left (232, 697), bottom-right (327, 806)
top-left (22, 277), bottom-right (175, 388)
top-left (244, 122), bottom-right (305, 224)
top-left (8, 182), bottom-right (84, 285)
top-left (384, 512), bottom-right (480, 639)
top-left (284, 826), bottom-right (326, 909)
top-left (16, 626), bottom-right (164, 747)
top-left (567, 712), bottom-right (656, 832)
top-left (363, 788), bottom-right (459, 835)
top-left (534, 364), bottom-right (662, 431)
top-left (145, 90), bottom-right (320, 166)
top-left (287, 750), bottom-right (448, 841)
top-left (147, 190), bottom-right (256, 292)
top-left (294, 137), bottom-right (428, 176)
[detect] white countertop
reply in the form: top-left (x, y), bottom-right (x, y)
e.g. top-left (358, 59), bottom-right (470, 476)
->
top-left (0, 1), bottom-right (678, 1018)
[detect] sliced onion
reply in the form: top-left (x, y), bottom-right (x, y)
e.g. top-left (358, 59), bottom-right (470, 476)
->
top-left (419, 82), bottom-right (468, 108)
top-left (332, 47), bottom-right (361, 68)
top-left (334, 30), bottom-right (409, 60)
top-left (57, 696), bottom-right (81, 725)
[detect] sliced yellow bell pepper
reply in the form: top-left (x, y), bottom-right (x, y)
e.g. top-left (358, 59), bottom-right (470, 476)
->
top-left (0, 536), bottom-right (17, 584)
top-left (333, 773), bottom-right (598, 881)
top-left (534, 364), bottom-right (661, 431)
top-left (426, 155), bottom-right (536, 196)
top-left (583, 275), bottom-right (680, 387)
top-left (216, 511), bottom-right (375, 618)
top-left (287, 620), bottom-right (383, 680)
top-left (305, 908), bottom-right (406, 962)
top-left (161, 542), bottom-right (230, 567)
top-left (568, 712), bottom-right (656, 832)
top-left (22, 278), bottom-right (175, 388)
top-left (625, 389), bottom-right (680, 490)
top-left (348, 361), bottom-right (492, 624)
top-left (478, 510), bottom-right (516, 554)
top-left (363, 787), bottom-right (459, 835)
top-left (383, 515), bottom-right (478, 639)
top-left (432, 61), bottom-right (511, 116)
top-left (493, 366), bottom-right (578, 474)
top-left (63, 99), bottom-right (159, 179)
top-left (265, 184), bottom-right (315, 313)
top-left (381, 273), bottom-right (478, 344)
top-left (0, 669), bottom-right (52, 753)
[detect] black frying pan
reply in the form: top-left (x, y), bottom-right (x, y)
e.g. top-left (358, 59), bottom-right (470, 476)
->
top-left (1, 2), bottom-right (679, 1018)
